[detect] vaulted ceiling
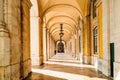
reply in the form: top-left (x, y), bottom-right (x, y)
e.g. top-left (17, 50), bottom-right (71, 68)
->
top-left (31, 0), bottom-right (90, 42)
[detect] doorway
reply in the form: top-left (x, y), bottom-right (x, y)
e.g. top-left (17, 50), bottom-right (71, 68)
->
top-left (110, 43), bottom-right (114, 77)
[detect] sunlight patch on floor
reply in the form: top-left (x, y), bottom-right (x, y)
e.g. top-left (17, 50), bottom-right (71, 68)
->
top-left (32, 68), bottom-right (107, 80)
top-left (45, 61), bottom-right (95, 68)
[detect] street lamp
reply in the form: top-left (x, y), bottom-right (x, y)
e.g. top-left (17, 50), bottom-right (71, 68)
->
top-left (59, 24), bottom-right (64, 42)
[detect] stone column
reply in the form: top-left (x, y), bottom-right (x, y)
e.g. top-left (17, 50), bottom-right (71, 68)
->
top-left (39, 20), bottom-right (43, 65)
top-left (48, 33), bottom-right (51, 59)
top-left (43, 27), bottom-right (47, 61)
top-left (30, 16), bottom-right (40, 65)
top-left (49, 35), bottom-right (52, 58)
top-left (80, 20), bottom-right (84, 63)
top-left (47, 31), bottom-right (50, 59)
top-left (83, 15), bottom-right (91, 64)
top-left (0, 0), bottom-right (10, 80)
top-left (21, 0), bottom-right (32, 78)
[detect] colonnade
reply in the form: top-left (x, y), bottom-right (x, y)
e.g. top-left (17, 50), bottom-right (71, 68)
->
top-left (1, 0), bottom-right (120, 80)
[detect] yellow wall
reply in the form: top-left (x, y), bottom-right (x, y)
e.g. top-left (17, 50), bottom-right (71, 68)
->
top-left (98, 3), bottom-right (103, 58)
top-left (83, 26), bottom-right (87, 55)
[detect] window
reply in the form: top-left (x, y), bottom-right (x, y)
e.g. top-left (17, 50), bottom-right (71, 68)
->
top-left (93, 0), bottom-right (96, 18)
top-left (93, 27), bottom-right (98, 54)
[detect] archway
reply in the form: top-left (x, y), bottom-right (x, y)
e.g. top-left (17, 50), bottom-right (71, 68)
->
top-left (58, 42), bottom-right (64, 53)
top-left (56, 41), bottom-right (66, 53)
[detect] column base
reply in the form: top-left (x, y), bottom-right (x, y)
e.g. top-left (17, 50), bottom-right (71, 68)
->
top-left (0, 66), bottom-right (11, 80)
top-left (40, 55), bottom-right (44, 65)
top-left (91, 55), bottom-right (98, 68)
top-left (23, 59), bottom-right (31, 78)
top-left (31, 54), bottom-right (40, 66)
top-left (11, 63), bottom-right (20, 80)
top-left (78, 53), bottom-right (83, 63)
top-left (83, 56), bottom-right (91, 64)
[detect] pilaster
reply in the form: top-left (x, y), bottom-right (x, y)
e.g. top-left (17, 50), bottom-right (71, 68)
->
top-left (83, 15), bottom-right (92, 64)
top-left (97, 0), bottom-right (110, 76)
top-left (30, 16), bottom-right (41, 65)
top-left (39, 20), bottom-right (43, 65)
top-left (47, 31), bottom-right (50, 60)
top-left (0, 22), bottom-right (10, 80)
top-left (21, 0), bottom-right (32, 78)
top-left (0, 1), bottom-right (10, 80)
top-left (43, 27), bottom-right (47, 61)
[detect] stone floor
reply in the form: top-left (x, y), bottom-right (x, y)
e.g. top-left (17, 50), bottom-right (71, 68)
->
top-left (25, 53), bottom-right (113, 80)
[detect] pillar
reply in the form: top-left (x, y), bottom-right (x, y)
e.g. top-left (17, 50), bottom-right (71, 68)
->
top-left (39, 20), bottom-right (44, 65)
top-left (49, 35), bottom-right (55, 58)
top-left (83, 15), bottom-right (91, 64)
top-left (47, 31), bottom-right (50, 59)
top-left (30, 16), bottom-right (40, 65)
top-left (21, 0), bottom-right (32, 78)
top-left (43, 26), bottom-right (47, 61)
top-left (48, 33), bottom-right (51, 58)
top-left (79, 20), bottom-right (84, 63)
top-left (0, 0), bottom-right (10, 80)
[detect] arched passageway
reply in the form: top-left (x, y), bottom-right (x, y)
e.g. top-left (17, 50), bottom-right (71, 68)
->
top-left (1, 0), bottom-right (120, 80)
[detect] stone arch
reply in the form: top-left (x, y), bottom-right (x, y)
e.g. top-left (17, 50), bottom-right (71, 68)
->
top-left (56, 41), bottom-right (66, 53)
top-left (42, 4), bottom-right (83, 19)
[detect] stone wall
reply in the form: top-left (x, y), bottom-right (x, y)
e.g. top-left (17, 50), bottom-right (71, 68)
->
top-left (0, 0), bottom-right (32, 79)
top-left (110, 0), bottom-right (120, 79)
top-left (21, 0), bottom-right (32, 78)
top-left (0, 1), bottom-right (11, 78)
top-left (98, 0), bottom-right (110, 76)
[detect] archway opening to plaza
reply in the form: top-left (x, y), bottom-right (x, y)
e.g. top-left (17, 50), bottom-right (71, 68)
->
top-left (56, 41), bottom-right (65, 53)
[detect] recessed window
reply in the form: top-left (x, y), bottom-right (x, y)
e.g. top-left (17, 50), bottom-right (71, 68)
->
top-left (93, 27), bottom-right (98, 54)
top-left (93, 0), bottom-right (97, 18)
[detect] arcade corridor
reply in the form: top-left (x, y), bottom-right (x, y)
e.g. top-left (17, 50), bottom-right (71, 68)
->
top-left (26, 53), bottom-right (112, 80)
top-left (1, 0), bottom-right (120, 80)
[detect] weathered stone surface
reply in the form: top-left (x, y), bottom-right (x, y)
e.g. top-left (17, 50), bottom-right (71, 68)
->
top-left (83, 56), bottom-right (91, 64)
top-left (0, 37), bottom-right (10, 66)
top-left (30, 17), bottom-right (40, 65)
top-left (0, 66), bottom-right (10, 80)
top-left (21, 0), bottom-right (32, 79)
top-left (98, 59), bottom-right (110, 76)
top-left (114, 62), bottom-right (120, 80)
top-left (11, 64), bottom-right (20, 80)
top-left (23, 59), bottom-right (31, 78)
